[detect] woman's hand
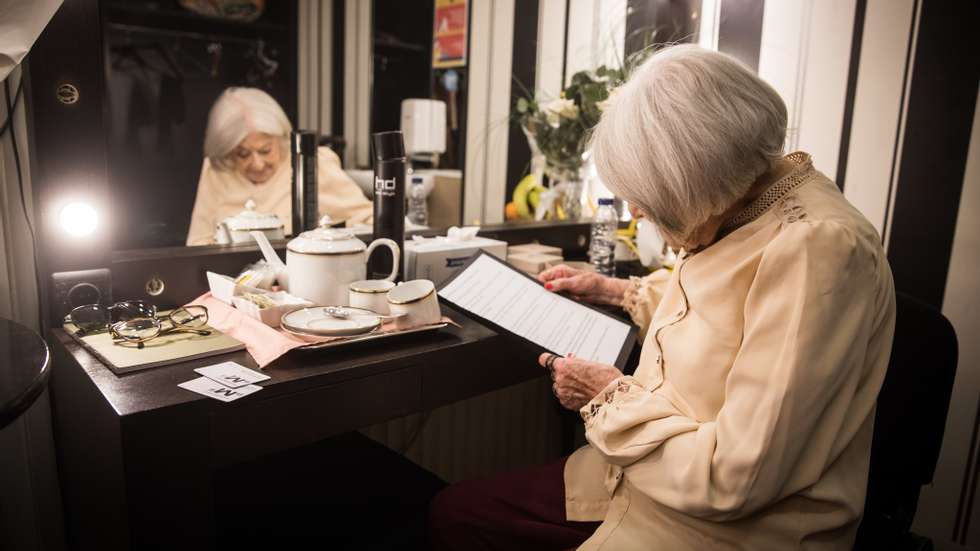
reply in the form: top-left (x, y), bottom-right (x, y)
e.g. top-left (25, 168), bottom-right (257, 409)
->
top-left (539, 353), bottom-right (622, 410)
top-left (537, 264), bottom-right (629, 306)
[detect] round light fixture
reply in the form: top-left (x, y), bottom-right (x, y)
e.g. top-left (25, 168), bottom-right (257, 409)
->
top-left (59, 201), bottom-right (98, 237)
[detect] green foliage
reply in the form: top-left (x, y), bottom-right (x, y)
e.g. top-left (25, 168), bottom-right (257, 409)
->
top-left (511, 35), bottom-right (670, 181)
top-left (513, 63), bottom-right (629, 180)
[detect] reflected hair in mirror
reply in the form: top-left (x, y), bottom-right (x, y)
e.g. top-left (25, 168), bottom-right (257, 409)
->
top-left (203, 87), bottom-right (292, 171)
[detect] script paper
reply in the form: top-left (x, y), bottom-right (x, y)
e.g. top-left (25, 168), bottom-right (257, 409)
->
top-left (439, 254), bottom-right (631, 365)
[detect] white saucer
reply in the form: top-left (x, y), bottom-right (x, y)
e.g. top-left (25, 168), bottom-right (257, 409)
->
top-left (281, 306), bottom-right (381, 337)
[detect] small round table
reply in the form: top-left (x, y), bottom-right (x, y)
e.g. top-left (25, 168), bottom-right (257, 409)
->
top-left (0, 318), bottom-right (50, 431)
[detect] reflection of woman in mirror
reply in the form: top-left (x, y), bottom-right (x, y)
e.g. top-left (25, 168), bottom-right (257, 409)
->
top-left (186, 87), bottom-right (372, 246)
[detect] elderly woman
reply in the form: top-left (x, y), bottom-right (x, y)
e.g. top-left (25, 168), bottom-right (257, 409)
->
top-left (430, 45), bottom-right (895, 550)
top-left (186, 87), bottom-right (373, 246)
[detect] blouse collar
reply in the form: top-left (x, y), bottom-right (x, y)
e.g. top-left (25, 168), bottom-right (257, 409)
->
top-left (720, 151), bottom-right (815, 233)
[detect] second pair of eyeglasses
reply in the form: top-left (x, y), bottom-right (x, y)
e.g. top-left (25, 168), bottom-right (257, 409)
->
top-left (67, 300), bottom-right (210, 349)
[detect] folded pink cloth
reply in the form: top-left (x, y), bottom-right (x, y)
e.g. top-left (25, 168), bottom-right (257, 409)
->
top-left (189, 293), bottom-right (311, 368)
top-left (188, 293), bottom-right (454, 369)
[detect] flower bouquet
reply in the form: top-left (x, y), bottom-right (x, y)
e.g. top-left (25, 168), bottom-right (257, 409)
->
top-left (510, 66), bottom-right (627, 221)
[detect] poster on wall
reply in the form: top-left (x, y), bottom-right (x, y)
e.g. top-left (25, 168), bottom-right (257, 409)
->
top-left (432, 0), bottom-right (467, 68)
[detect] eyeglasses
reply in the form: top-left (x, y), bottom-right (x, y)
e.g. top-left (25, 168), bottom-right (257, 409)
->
top-left (67, 301), bottom-right (211, 349)
top-left (110, 306), bottom-right (211, 349)
top-left (67, 300), bottom-right (158, 335)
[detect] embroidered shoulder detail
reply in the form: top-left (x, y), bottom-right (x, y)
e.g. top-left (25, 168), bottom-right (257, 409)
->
top-left (777, 195), bottom-right (808, 224)
top-left (721, 152), bottom-right (815, 232)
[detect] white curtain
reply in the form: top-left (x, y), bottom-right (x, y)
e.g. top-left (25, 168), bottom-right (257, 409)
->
top-left (0, 0), bottom-right (61, 330)
top-left (0, 64), bottom-right (38, 330)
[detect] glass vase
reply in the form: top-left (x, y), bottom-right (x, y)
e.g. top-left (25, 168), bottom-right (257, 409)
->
top-left (557, 177), bottom-right (584, 221)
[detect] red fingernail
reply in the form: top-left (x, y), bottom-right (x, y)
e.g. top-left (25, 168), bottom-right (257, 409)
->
top-left (545, 282), bottom-right (553, 290)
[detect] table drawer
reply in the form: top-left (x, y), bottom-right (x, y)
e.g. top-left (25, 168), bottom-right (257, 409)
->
top-left (209, 367), bottom-right (420, 467)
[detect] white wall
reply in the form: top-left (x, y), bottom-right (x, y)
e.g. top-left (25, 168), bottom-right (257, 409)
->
top-left (297, 0), bottom-right (333, 135)
top-left (343, 0), bottom-right (372, 168)
top-left (564, 0), bottom-right (627, 87)
top-left (535, 0), bottom-right (567, 102)
top-left (462, 0), bottom-right (515, 225)
top-left (842, 0), bottom-right (917, 238)
top-left (757, 0), bottom-right (856, 178)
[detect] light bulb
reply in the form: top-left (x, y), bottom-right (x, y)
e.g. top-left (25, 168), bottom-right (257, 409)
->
top-left (59, 201), bottom-right (98, 237)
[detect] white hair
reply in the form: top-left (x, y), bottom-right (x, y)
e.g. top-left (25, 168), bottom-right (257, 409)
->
top-left (203, 87), bottom-right (292, 170)
top-left (591, 45), bottom-right (787, 243)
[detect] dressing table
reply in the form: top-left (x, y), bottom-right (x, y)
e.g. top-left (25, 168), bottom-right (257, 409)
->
top-left (47, 302), bottom-right (545, 549)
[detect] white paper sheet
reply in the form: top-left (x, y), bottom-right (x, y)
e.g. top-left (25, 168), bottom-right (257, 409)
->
top-left (195, 361), bottom-right (270, 388)
top-left (178, 377), bottom-right (263, 402)
top-left (439, 254), bottom-right (632, 366)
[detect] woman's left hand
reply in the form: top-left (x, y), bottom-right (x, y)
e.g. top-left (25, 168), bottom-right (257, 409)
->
top-left (538, 353), bottom-right (622, 410)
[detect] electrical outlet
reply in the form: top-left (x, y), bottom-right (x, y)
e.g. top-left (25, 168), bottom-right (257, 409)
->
top-left (51, 268), bottom-right (112, 321)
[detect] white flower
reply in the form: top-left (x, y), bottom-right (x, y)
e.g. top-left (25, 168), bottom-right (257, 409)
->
top-left (545, 110), bottom-right (560, 128)
top-left (597, 87), bottom-right (621, 112)
top-left (542, 98), bottom-right (579, 126)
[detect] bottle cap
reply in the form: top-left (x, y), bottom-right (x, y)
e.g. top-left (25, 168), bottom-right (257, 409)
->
top-left (598, 198), bottom-right (615, 206)
top-left (292, 131), bottom-right (318, 154)
top-left (372, 131), bottom-right (406, 161)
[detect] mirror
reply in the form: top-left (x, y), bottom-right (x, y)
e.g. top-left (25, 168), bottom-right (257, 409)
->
top-left (102, 0), bottom-right (469, 250)
top-left (99, 0), bottom-right (705, 251)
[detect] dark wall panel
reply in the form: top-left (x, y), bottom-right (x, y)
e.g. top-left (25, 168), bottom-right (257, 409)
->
top-left (886, 0), bottom-right (980, 309)
top-left (504, 0), bottom-right (539, 199)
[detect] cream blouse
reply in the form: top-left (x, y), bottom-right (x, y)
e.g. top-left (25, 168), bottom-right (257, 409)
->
top-left (186, 146), bottom-right (374, 246)
top-left (565, 153), bottom-right (897, 550)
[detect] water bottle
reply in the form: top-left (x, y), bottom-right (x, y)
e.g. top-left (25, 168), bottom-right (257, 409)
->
top-left (370, 131), bottom-right (406, 280)
top-left (407, 176), bottom-right (428, 226)
top-left (589, 198), bottom-right (617, 276)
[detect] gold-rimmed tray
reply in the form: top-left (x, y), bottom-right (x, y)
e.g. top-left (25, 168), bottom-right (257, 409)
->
top-left (287, 322), bottom-right (449, 351)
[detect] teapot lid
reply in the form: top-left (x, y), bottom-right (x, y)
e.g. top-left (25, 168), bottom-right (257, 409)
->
top-left (287, 219), bottom-right (366, 255)
top-left (223, 200), bottom-right (283, 231)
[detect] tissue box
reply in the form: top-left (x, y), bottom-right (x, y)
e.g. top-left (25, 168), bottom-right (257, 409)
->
top-left (508, 243), bottom-right (563, 257)
top-left (404, 235), bottom-right (507, 286)
top-left (508, 252), bottom-right (564, 276)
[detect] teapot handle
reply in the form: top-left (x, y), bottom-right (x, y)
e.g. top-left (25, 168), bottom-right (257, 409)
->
top-left (365, 238), bottom-right (401, 282)
top-left (216, 222), bottom-right (232, 244)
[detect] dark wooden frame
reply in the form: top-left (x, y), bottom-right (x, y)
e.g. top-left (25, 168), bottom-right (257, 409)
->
top-left (26, 0), bottom-right (113, 325)
top-left (25, 1), bottom-right (599, 332)
top-left (110, 220), bottom-right (593, 311)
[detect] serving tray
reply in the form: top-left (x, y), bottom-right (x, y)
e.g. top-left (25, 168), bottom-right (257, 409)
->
top-left (287, 322), bottom-right (449, 351)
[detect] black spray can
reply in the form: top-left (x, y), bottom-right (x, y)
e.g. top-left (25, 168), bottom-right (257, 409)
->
top-left (291, 130), bottom-right (319, 234)
top-left (368, 131), bottom-right (406, 280)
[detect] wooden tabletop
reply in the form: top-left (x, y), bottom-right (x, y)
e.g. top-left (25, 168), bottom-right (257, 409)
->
top-left (50, 303), bottom-right (504, 419)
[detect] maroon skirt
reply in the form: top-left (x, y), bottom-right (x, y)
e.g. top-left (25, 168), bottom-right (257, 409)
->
top-left (429, 457), bottom-right (601, 551)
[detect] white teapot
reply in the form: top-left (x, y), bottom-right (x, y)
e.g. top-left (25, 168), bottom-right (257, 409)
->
top-left (216, 200), bottom-right (285, 245)
top-left (250, 219), bottom-right (400, 306)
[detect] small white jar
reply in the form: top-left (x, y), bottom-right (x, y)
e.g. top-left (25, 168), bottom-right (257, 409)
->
top-left (348, 280), bottom-right (396, 314)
